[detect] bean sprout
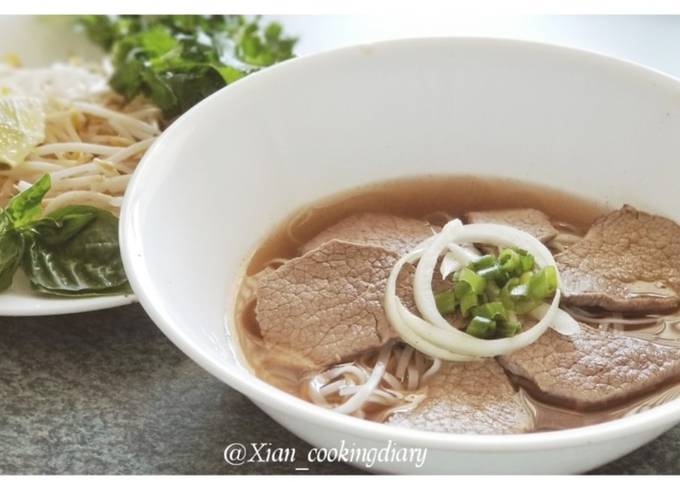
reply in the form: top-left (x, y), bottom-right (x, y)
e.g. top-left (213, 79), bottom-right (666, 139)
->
top-left (0, 62), bottom-right (161, 213)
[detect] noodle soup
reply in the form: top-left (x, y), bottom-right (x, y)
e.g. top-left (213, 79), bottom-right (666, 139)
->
top-left (234, 176), bottom-right (680, 434)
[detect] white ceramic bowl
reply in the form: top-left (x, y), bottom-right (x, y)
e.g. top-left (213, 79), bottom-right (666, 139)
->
top-left (120, 38), bottom-right (680, 474)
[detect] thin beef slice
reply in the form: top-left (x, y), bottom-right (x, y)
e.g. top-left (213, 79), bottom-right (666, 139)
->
top-left (556, 205), bottom-right (680, 313)
top-left (499, 322), bottom-right (680, 410)
top-left (387, 360), bottom-right (533, 434)
top-left (464, 208), bottom-right (559, 244)
top-left (255, 240), bottom-right (412, 369)
top-left (301, 212), bottom-right (434, 256)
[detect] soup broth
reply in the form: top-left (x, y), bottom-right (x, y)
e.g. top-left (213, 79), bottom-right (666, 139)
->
top-left (233, 175), bottom-right (680, 433)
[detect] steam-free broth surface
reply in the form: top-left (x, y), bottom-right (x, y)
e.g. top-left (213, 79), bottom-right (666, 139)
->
top-left (233, 175), bottom-right (680, 434)
top-left (245, 176), bottom-right (603, 276)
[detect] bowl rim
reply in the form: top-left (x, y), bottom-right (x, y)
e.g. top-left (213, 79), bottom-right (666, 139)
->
top-left (120, 36), bottom-right (680, 452)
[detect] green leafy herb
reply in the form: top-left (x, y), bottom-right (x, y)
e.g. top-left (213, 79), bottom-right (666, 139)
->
top-left (6, 174), bottom-right (51, 227)
top-left (75, 15), bottom-right (297, 117)
top-left (0, 175), bottom-right (130, 297)
top-left (0, 224), bottom-right (24, 291)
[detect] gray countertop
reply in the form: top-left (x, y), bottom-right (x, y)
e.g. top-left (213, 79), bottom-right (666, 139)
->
top-left (1, 304), bottom-right (680, 475)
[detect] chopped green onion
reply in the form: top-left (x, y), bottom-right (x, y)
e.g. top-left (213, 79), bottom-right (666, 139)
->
top-left (510, 283), bottom-right (529, 299)
top-left (513, 298), bottom-right (542, 315)
top-left (459, 290), bottom-right (479, 316)
top-left (477, 264), bottom-right (506, 283)
top-left (499, 248), bottom-right (521, 275)
top-left (485, 279), bottom-right (501, 301)
top-left (472, 254), bottom-right (497, 270)
top-left (454, 280), bottom-right (470, 298)
top-left (472, 301), bottom-right (507, 322)
top-left (520, 253), bottom-right (534, 272)
top-left (519, 271), bottom-right (533, 285)
top-left (497, 311), bottom-right (522, 337)
top-left (500, 277), bottom-right (519, 310)
top-left (529, 265), bottom-right (558, 300)
top-left (434, 289), bottom-right (457, 315)
top-left (436, 243), bottom-right (557, 340)
top-left (466, 315), bottom-right (496, 339)
top-left (458, 267), bottom-right (487, 294)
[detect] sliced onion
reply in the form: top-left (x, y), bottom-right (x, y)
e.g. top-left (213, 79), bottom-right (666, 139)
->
top-left (439, 242), bottom-right (481, 279)
top-left (384, 248), bottom-right (476, 362)
top-left (532, 303), bottom-right (580, 335)
top-left (384, 218), bottom-right (579, 360)
top-left (439, 254), bottom-right (462, 280)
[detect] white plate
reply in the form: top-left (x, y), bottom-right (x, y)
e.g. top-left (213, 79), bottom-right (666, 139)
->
top-left (121, 37), bottom-right (680, 474)
top-left (0, 16), bottom-right (133, 316)
top-left (1, 271), bottom-right (136, 317)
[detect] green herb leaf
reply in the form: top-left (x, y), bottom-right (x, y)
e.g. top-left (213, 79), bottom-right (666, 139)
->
top-left (0, 225), bottom-right (24, 291)
top-left (77, 15), bottom-right (297, 117)
top-left (6, 174), bottom-right (50, 227)
top-left (22, 205), bottom-right (130, 296)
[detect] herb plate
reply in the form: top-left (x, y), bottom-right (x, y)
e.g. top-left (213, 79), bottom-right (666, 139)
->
top-left (0, 17), bottom-right (136, 316)
top-left (0, 270), bottom-right (136, 316)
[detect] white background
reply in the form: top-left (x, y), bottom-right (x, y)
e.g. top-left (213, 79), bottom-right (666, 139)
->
top-left (2, 15), bottom-right (680, 78)
top-left (275, 15), bottom-right (680, 78)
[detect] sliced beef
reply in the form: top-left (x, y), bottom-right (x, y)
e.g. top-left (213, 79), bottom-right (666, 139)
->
top-left (387, 360), bottom-right (533, 434)
top-left (255, 240), bottom-right (414, 369)
top-left (556, 205), bottom-right (680, 313)
top-left (301, 212), bottom-right (434, 256)
top-left (464, 208), bottom-right (558, 243)
top-left (499, 322), bottom-right (680, 410)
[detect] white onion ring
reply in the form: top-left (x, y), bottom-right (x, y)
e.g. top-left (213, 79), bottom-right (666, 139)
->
top-left (384, 248), bottom-right (476, 361)
top-left (384, 218), bottom-right (578, 360)
top-left (439, 242), bottom-right (481, 279)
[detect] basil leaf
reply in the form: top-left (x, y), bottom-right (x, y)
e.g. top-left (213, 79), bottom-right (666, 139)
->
top-left (26, 208), bottom-right (97, 245)
top-left (6, 174), bottom-right (51, 227)
top-left (149, 64), bottom-right (230, 116)
top-left (22, 205), bottom-right (130, 296)
top-left (0, 227), bottom-right (24, 292)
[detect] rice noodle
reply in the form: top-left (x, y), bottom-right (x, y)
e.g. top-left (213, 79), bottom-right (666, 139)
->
top-left (381, 371), bottom-right (404, 390)
top-left (395, 345), bottom-right (413, 380)
top-left (332, 343), bottom-right (392, 414)
top-left (0, 62), bottom-right (161, 213)
top-left (307, 342), bottom-right (438, 417)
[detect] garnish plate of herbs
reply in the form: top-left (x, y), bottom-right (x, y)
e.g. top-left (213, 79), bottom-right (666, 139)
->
top-left (0, 15), bottom-right (296, 315)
